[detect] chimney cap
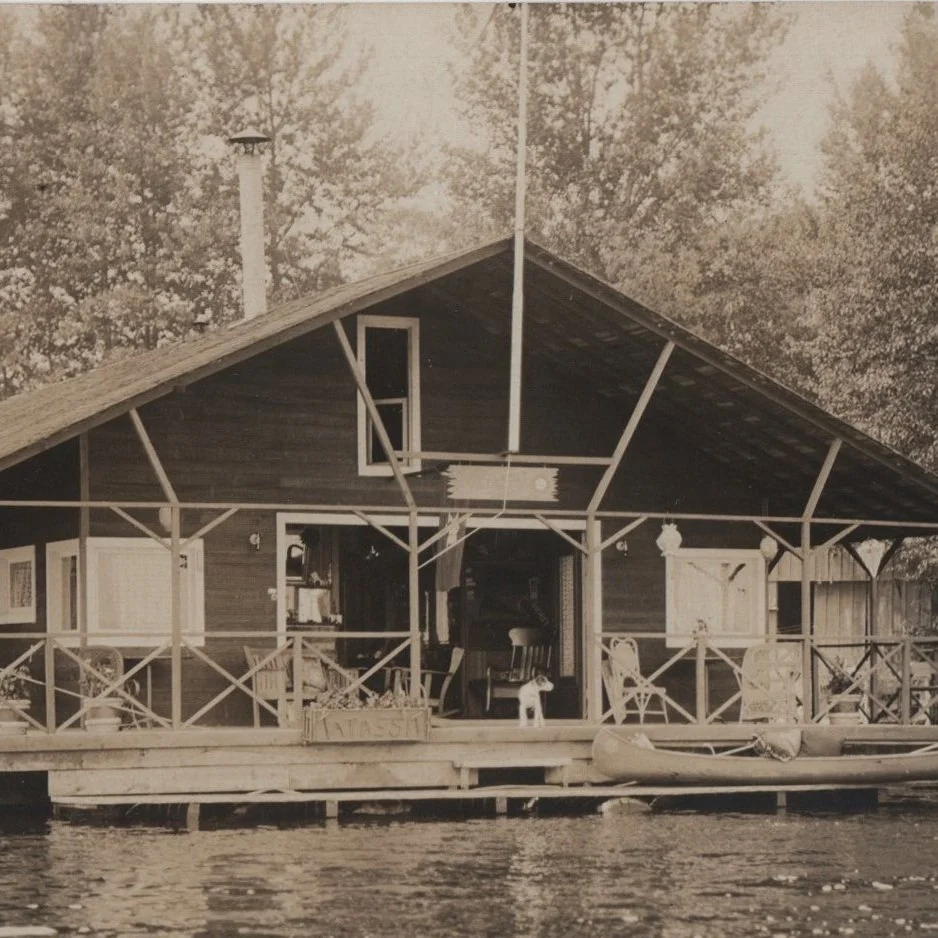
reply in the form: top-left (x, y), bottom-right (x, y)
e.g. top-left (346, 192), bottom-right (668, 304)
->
top-left (228, 127), bottom-right (271, 148)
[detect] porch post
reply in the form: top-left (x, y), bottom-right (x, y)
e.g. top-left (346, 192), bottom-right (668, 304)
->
top-left (408, 511), bottom-right (422, 699)
top-left (800, 520), bottom-right (813, 721)
top-left (585, 517), bottom-right (603, 723)
top-left (170, 504), bottom-right (182, 729)
top-left (78, 434), bottom-right (90, 647)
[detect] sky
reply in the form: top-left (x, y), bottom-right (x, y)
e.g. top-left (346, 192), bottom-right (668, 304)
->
top-left (353, 1), bottom-right (911, 196)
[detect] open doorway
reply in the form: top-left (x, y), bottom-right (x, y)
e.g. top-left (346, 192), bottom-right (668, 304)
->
top-left (278, 515), bottom-right (583, 719)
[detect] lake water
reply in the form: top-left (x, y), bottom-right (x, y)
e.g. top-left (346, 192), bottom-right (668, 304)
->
top-left (2, 791), bottom-right (938, 938)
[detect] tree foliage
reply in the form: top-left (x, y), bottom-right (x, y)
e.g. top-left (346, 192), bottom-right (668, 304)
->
top-left (0, 5), bottom-right (411, 397)
top-left (447, 4), bottom-right (787, 273)
top-left (809, 4), bottom-right (938, 469)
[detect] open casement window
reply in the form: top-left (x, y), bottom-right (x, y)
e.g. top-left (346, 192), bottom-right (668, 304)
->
top-left (665, 549), bottom-right (766, 648)
top-left (356, 315), bottom-right (421, 475)
top-left (46, 538), bottom-right (205, 647)
top-left (0, 546), bottom-right (36, 625)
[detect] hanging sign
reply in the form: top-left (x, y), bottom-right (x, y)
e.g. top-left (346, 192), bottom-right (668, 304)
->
top-left (444, 465), bottom-right (558, 503)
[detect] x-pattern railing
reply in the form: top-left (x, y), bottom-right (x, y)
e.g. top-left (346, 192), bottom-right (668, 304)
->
top-left (599, 632), bottom-right (938, 727)
top-left (0, 629), bottom-right (416, 733)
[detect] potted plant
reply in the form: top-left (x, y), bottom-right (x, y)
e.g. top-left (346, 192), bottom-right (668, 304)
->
top-left (79, 651), bottom-right (124, 732)
top-left (825, 657), bottom-right (863, 725)
top-left (0, 665), bottom-right (31, 734)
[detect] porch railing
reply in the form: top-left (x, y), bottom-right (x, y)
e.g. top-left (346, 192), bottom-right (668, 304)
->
top-left (0, 629), bottom-right (414, 734)
top-left (597, 631), bottom-right (938, 727)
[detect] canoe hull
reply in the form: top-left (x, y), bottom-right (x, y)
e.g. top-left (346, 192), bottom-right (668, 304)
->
top-left (592, 727), bottom-right (938, 787)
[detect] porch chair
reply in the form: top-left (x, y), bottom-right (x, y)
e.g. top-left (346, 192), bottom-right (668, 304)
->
top-left (601, 636), bottom-right (669, 724)
top-left (738, 642), bottom-right (802, 723)
top-left (387, 646), bottom-right (465, 717)
top-left (485, 627), bottom-right (552, 715)
top-left (243, 645), bottom-right (292, 727)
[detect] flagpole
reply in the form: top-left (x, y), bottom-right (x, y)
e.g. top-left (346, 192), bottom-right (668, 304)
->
top-left (507, 1), bottom-right (529, 454)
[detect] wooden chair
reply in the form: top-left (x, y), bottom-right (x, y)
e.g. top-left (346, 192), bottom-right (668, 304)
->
top-left (738, 642), bottom-right (802, 723)
top-left (244, 645), bottom-right (291, 727)
top-left (388, 646), bottom-right (465, 717)
top-left (485, 627), bottom-right (551, 715)
top-left (601, 636), bottom-right (669, 724)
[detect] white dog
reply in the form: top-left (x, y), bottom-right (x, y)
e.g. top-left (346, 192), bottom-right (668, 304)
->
top-left (518, 673), bottom-right (554, 728)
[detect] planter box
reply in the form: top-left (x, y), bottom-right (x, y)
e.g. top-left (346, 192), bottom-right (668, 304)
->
top-left (304, 706), bottom-right (430, 744)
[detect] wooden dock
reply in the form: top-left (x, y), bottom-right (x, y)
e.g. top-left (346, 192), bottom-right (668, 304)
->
top-left (2, 720), bottom-right (937, 821)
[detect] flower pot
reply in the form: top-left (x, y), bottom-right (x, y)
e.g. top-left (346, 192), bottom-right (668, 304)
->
top-left (85, 699), bottom-right (122, 733)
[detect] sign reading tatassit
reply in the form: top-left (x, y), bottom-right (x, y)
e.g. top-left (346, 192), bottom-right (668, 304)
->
top-left (443, 466), bottom-right (559, 502)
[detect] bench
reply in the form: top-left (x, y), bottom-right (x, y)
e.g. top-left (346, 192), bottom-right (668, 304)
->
top-left (452, 756), bottom-right (572, 790)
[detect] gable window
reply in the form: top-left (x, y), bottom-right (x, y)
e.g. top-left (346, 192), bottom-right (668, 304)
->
top-left (665, 548), bottom-right (766, 648)
top-left (0, 546), bottom-right (36, 624)
top-left (357, 315), bottom-right (421, 475)
top-left (46, 538), bottom-right (205, 647)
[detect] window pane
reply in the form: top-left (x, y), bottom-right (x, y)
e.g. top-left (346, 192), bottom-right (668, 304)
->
top-left (9, 561), bottom-right (32, 609)
top-left (369, 401), bottom-right (405, 464)
top-left (365, 327), bottom-right (409, 399)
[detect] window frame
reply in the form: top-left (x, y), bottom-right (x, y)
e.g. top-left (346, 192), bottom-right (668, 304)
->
top-left (0, 545), bottom-right (36, 625)
top-left (665, 547), bottom-right (767, 648)
top-left (46, 537), bottom-right (205, 647)
top-left (356, 314), bottom-right (421, 476)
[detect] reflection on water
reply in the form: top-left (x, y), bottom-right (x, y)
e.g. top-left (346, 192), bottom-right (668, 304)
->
top-left (2, 792), bottom-right (938, 937)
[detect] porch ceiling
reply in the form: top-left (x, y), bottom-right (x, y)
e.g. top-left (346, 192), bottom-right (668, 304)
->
top-left (422, 243), bottom-right (938, 532)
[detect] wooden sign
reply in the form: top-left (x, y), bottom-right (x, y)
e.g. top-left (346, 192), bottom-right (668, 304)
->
top-left (444, 465), bottom-right (558, 502)
top-left (304, 706), bottom-right (429, 743)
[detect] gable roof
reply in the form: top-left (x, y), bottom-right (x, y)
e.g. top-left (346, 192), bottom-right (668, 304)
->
top-left (0, 238), bottom-right (508, 473)
top-left (1, 237), bottom-right (937, 528)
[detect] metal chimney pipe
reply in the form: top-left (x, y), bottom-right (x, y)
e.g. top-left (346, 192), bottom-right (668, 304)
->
top-left (228, 128), bottom-right (270, 320)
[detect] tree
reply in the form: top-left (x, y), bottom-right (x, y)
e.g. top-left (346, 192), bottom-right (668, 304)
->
top-left (446, 4), bottom-right (788, 286)
top-left (0, 6), bottom-right (237, 386)
top-left (809, 4), bottom-right (938, 469)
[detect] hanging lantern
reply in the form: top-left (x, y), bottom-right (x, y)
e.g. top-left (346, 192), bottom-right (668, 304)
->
top-left (656, 522), bottom-right (682, 556)
top-left (759, 535), bottom-right (779, 562)
top-left (158, 505), bottom-right (173, 533)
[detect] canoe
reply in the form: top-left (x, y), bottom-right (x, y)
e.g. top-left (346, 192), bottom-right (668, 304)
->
top-left (592, 726), bottom-right (938, 787)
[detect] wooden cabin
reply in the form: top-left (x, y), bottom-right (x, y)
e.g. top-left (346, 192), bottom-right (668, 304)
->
top-left (2, 237), bottom-right (938, 811)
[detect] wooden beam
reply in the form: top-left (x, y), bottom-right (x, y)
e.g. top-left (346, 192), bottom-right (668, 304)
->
top-left (408, 512), bottom-right (422, 697)
top-left (78, 434), bottom-right (90, 655)
top-left (599, 517), bottom-right (648, 554)
top-left (818, 523), bottom-right (860, 551)
top-left (129, 408), bottom-right (178, 504)
top-left (181, 507), bottom-right (241, 550)
top-left (588, 341), bottom-right (674, 513)
top-left (418, 513), bottom-right (474, 555)
top-left (402, 450), bottom-right (612, 467)
top-left (109, 506), bottom-right (170, 550)
top-left (351, 511), bottom-right (410, 553)
top-left (534, 514), bottom-right (587, 555)
top-left (753, 520), bottom-right (802, 561)
top-left (585, 520), bottom-right (603, 722)
top-left (803, 438), bottom-right (843, 519)
top-left (800, 520), bottom-right (814, 721)
top-left (332, 321), bottom-right (416, 511)
top-left (170, 505), bottom-right (182, 729)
